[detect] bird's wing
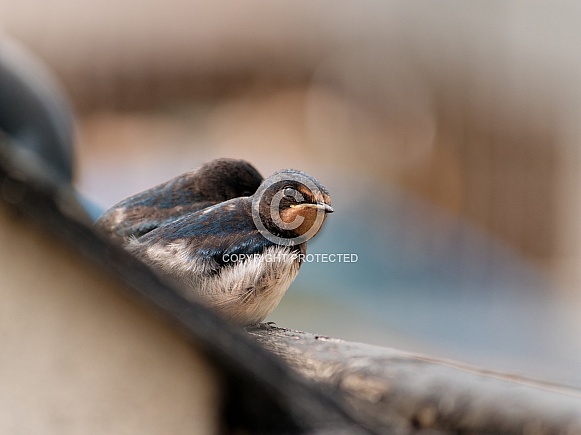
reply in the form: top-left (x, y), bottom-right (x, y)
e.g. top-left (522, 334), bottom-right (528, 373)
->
top-left (95, 197), bottom-right (216, 244)
top-left (95, 159), bottom-right (264, 243)
top-left (126, 198), bottom-right (297, 277)
top-left (95, 172), bottom-right (202, 242)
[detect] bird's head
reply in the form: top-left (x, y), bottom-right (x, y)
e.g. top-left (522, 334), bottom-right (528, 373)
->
top-left (253, 169), bottom-right (333, 244)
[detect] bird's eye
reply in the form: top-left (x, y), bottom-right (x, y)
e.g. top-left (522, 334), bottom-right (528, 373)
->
top-left (283, 187), bottom-right (296, 198)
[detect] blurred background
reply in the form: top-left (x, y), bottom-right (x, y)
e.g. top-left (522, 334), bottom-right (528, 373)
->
top-left (3, 1), bottom-right (581, 387)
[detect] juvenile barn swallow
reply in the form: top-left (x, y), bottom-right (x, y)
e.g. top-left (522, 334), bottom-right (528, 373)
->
top-left (124, 168), bottom-right (333, 325)
top-left (95, 158), bottom-right (263, 244)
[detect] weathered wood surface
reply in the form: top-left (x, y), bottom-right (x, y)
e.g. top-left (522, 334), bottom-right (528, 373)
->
top-left (247, 323), bottom-right (581, 434)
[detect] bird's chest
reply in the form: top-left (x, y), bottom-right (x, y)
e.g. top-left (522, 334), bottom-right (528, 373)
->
top-left (198, 246), bottom-right (301, 324)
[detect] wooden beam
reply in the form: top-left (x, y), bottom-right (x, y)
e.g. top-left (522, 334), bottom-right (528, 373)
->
top-left (248, 323), bottom-right (581, 434)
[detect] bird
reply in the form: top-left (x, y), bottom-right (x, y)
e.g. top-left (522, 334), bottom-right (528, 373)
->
top-left (124, 168), bottom-right (333, 325)
top-left (95, 158), bottom-right (264, 244)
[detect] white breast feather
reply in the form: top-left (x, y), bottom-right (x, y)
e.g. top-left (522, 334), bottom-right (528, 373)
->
top-left (127, 240), bottom-right (300, 325)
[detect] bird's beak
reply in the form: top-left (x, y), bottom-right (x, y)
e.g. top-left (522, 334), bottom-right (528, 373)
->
top-left (321, 203), bottom-right (334, 213)
top-left (292, 203), bottom-right (334, 213)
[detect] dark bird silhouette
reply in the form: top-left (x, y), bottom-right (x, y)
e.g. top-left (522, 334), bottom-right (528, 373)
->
top-left (125, 168), bottom-right (333, 325)
top-left (95, 158), bottom-right (263, 244)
